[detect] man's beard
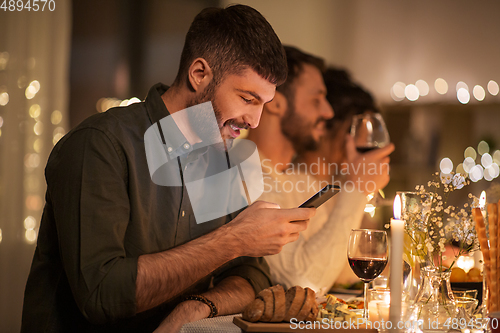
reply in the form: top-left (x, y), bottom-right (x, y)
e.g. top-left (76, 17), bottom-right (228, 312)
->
top-left (185, 82), bottom-right (234, 150)
top-left (280, 103), bottom-right (321, 154)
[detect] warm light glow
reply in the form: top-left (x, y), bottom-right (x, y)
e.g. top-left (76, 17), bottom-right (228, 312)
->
top-left (456, 256), bottom-right (475, 273)
top-left (484, 166), bottom-right (494, 181)
top-left (25, 85), bottom-right (37, 99)
top-left (25, 229), bottom-right (37, 243)
top-left (494, 150), bottom-right (500, 164)
top-left (0, 228), bottom-right (2, 243)
top-left (51, 110), bottom-right (62, 125)
top-left (29, 104), bottom-right (41, 118)
top-left (463, 157), bottom-right (475, 172)
top-left (0, 51), bottom-right (8, 70)
top-left (473, 85), bottom-right (486, 101)
top-left (0, 116), bottom-right (3, 128)
top-left (415, 80), bottom-right (429, 96)
top-left (482, 153), bottom-right (493, 168)
top-left (33, 121), bottom-right (43, 136)
top-left (364, 204), bottom-right (376, 217)
top-left (127, 97), bottom-right (141, 105)
top-left (435, 78), bottom-right (448, 95)
top-left (393, 194), bottom-right (401, 219)
top-left (29, 80), bottom-right (40, 93)
top-left (479, 191), bottom-right (486, 208)
top-left (456, 163), bottom-right (465, 175)
top-left (456, 81), bottom-right (469, 92)
top-left (440, 158), bottom-right (453, 174)
top-left (478, 141), bottom-right (489, 155)
top-left (53, 133), bottom-right (64, 145)
top-left (405, 84), bottom-right (419, 101)
top-left (488, 80), bottom-right (499, 96)
top-left (24, 153), bottom-right (40, 168)
top-left (464, 146), bottom-right (477, 160)
top-left (17, 76), bottom-right (27, 89)
top-left (26, 195), bottom-right (42, 211)
top-left (470, 165), bottom-right (484, 182)
top-left (33, 138), bottom-right (42, 153)
top-left (0, 91), bottom-right (9, 106)
top-left (489, 163), bottom-right (500, 178)
top-left (392, 82), bottom-right (406, 99)
top-left (457, 88), bottom-right (470, 104)
top-left (24, 216), bottom-right (37, 229)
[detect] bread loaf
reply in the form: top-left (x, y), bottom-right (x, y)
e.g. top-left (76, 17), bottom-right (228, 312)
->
top-left (270, 285), bottom-right (286, 322)
top-left (243, 285), bottom-right (318, 323)
top-left (283, 286), bottom-right (306, 322)
top-left (242, 298), bottom-right (264, 322)
top-left (295, 287), bottom-right (316, 321)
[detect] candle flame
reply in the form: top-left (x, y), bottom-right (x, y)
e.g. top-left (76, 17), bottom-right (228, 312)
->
top-left (479, 191), bottom-right (486, 208)
top-left (393, 194), bottom-right (401, 219)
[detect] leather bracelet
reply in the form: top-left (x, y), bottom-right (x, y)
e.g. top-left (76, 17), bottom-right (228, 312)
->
top-left (184, 294), bottom-right (218, 318)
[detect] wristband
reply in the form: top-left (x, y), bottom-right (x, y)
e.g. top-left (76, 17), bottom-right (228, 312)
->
top-left (184, 294), bottom-right (218, 318)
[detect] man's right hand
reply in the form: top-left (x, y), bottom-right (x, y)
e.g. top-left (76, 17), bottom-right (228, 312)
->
top-left (224, 201), bottom-right (315, 257)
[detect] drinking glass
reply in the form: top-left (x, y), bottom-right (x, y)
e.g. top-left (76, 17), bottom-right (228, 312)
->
top-left (348, 229), bottom-right (389, 320)
top-left (350, 112), bottom-right (390, 152)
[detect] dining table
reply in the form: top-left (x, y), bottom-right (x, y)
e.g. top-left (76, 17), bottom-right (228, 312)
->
top-left (179, 293), bottom-right (378, 333)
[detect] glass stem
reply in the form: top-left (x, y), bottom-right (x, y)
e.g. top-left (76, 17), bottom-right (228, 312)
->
top-left (363, 281), bottom-right (369, 320)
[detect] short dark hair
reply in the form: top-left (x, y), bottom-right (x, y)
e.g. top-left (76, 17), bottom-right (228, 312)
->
top-left (323, 67), bottom-right (378, 128)
top-left (174, 4), bottom-right (287, 87)
top-left (277, 46), bottom-right (325, 102)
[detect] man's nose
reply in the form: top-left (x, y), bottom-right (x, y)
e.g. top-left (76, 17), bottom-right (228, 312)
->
top-left (321, 100), bottom-right (334, 119)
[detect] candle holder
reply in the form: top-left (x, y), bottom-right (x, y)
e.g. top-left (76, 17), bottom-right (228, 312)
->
top-left (368, 288), bottom-right (391, 322)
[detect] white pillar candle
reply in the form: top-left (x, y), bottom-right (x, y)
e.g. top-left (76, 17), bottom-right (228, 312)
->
top-left (390, 194), bottom-right (404, 329)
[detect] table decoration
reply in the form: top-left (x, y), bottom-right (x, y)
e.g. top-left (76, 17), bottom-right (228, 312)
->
top-left (389, 195), bottom-right (404, 328)
top-left (390, 172), bottom-right (484, 331)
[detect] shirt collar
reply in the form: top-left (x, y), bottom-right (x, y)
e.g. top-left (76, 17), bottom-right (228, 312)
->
top-left (145, 83), bottom-right (194, 158)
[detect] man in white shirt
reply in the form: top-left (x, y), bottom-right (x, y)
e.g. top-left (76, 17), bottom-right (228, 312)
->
top-left (247, 46), bottom-right (394, 293)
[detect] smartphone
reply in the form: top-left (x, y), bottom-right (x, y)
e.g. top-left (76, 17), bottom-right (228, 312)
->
top-left (298, 184), bottom-right (341, 208)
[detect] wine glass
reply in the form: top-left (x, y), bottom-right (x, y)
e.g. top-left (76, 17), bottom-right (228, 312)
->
top-left (350, 112), bottom-right (390, 153)
top-left (348, 229), bottom-right (389, 320)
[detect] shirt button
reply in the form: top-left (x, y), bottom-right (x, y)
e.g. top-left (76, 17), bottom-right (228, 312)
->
top-left (167, 147), bottom-right (173, 153)
top-left (182, 211), bottom-right (185, 217)
top-left (183, 143), bottom-right (190, 150)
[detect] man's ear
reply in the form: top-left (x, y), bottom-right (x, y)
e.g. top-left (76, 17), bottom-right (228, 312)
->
top-left (265, 91), bottom-right (288, 117)
top-left (187, 58), bottom-right (213, 93)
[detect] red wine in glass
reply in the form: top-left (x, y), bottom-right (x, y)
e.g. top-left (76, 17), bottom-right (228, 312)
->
top-left (348, 257), bottom-right (388, 282)
top-left (347, 229), bottom-right (388, 321)
top-left (356, 146), bottom-right (378, 154)
top-left (350, 112), bottom-right (390, 152)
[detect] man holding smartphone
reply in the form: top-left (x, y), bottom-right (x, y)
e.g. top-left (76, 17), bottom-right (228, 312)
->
top-left (21, 6), bottom-right (316, 333)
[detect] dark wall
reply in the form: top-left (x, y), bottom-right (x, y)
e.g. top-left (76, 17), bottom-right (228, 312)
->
top-left (69, 0), bottom-right (218, 128)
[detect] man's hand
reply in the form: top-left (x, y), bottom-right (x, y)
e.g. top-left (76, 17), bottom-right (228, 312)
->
top-left (343, 134), bottom-right (394, 194)
top-left (224, 201), bottom-right (316, 257)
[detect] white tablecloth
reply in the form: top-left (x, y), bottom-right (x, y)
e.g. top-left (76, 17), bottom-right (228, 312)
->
top-left (179, 314), bottom-right (242, 333)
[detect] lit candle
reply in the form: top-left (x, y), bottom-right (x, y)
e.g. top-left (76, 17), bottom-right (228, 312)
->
top-left (390, 194), bottom-right (404, 329)
top-left (474, 191), bottom-right (487, 269)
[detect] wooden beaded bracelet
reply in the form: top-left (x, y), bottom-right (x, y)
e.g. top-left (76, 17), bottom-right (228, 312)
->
top-left (184, 294), bottom-right (218, 318)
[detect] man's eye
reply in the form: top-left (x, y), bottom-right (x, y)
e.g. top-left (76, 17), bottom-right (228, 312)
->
top-left (241, 96), bottom-right (252, 104)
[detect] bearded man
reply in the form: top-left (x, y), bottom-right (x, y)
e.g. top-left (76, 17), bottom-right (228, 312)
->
top-left (21, 6), bottom-right (316, 333)
top-left (247, 46), bottom-right (394, 293)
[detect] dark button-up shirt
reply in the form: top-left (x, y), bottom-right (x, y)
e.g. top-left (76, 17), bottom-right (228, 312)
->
top-left (21, 83), bottom-right (271, 333)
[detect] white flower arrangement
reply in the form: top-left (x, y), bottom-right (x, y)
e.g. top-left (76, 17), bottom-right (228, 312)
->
top-left (402, 172), bottom-right (480, 271)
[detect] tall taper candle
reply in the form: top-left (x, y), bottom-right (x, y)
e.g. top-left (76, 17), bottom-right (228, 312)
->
top-left (389, 194), bottom-right (404, 330)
